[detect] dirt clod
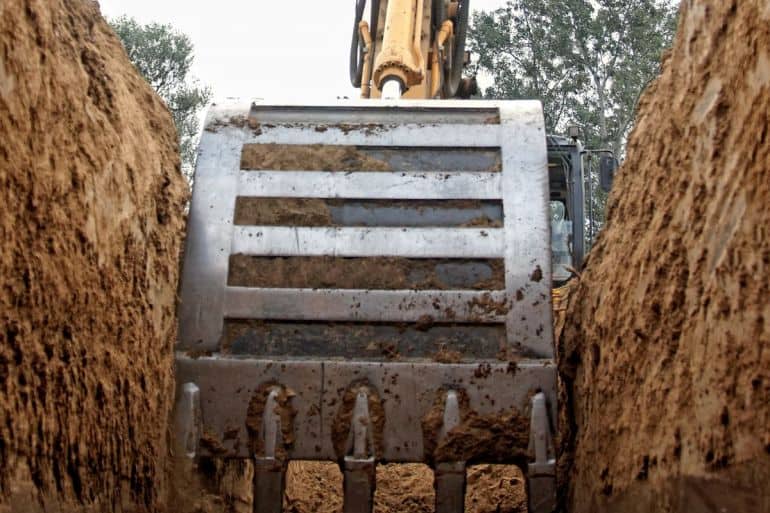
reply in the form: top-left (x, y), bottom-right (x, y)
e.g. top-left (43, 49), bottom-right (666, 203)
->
top-left (434, 410), bottom-right (530, 465)
top-left (200, 430), bottom-right (230, 456)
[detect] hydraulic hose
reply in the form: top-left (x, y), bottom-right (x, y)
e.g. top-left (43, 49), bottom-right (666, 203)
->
top-left (350, 0), bottom-right (381, 88)
top-left (432, 0), bottom-right (446, 36)
top-left (349, 0), bottom-right (366, 87)
top-left (443, 0), bottom-right (470, 98)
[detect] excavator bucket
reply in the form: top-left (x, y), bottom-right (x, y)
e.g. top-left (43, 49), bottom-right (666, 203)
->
top-left (174, 99), bottom-right (557, 513)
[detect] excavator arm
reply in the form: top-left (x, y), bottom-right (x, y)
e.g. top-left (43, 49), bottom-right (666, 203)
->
top-left (351, 0), bottom-right (472, 99)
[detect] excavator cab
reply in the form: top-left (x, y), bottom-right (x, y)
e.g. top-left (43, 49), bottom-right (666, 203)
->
top-left (173, 2), bottom-right (560, 512)
top-left (548, 133), bottom-right (619, 285)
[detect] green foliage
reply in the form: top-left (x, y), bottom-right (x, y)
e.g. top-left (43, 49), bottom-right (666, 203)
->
top-left (110, 16), bottom-right (211, 173)
top-left (471, 3), bottom-right (587, 131)
top-left (469, 1), bottom-right (678, 241)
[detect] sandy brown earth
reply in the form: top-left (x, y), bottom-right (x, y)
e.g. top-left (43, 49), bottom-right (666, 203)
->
top-left (283, 461), bottom-right (525, 513)
top-left (240, 144), bottom-right (391, 172)
top-left (0, 1), bottom-right (188, 512)
top-left (465, 465), bottom-right (526, 513)
top-left (560, 1), bottom-right (770, 511)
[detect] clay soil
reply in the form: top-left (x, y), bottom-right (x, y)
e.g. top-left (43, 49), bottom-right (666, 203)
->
top-left (0, 0), bottom-right (188, 512)
top-left (560, 1), bottom-right (770, 511)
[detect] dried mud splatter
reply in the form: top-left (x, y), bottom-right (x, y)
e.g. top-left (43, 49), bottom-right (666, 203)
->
top-left (331, 382), bottom-right (386, 460)
top-left (245, 382), bottom-right (298, 460)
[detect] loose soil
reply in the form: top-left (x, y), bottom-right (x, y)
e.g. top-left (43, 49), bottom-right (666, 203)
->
top-left (0, 1), bottom-right (188, 511)
top-left (433, 410), bottom-right (530, 465)
top-left (233, 198), bottom-right (502, 228)
top-left (465, 465), bottom-right (527, 513)
top-left (235, 198), bottom-right (334, 226)
top-left (560, 1), bottom-right (770, 511)
top-left (240, 144), bottom-right (392, 171)
top-left (282, 461), bottom-right (526, 513)
top-left (228, 256), bottom-right (505, 290)
top-left (284, 462), bottom-right (342, 513)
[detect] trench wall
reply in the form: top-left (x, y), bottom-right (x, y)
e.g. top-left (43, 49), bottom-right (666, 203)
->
top-left (0, 1), bottom-right (188, 511)
top-left (561, 1), bottom-right (770, 511)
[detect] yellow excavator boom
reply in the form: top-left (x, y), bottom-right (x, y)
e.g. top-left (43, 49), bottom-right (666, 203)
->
top-left (355, 0), bottom-right (473, 99)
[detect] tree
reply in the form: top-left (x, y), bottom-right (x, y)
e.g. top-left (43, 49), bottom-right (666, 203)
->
top-left (470, 0), bottom-right (677, 152)
top-left (110, 16), bottom-right (212, 174)
top-left (469, 0), bottom-right (678, 239)
top-left (470, 3), bottom-right (587, 132)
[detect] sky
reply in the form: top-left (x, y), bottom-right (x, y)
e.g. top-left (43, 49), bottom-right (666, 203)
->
top-left (97, 1), bottom-right (507, 101)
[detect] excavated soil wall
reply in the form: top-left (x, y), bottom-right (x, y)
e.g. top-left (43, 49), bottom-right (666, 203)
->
top-left (0, 1), bottom-right (188, 511)
top-left (561, 1), bottom-right (770, 511)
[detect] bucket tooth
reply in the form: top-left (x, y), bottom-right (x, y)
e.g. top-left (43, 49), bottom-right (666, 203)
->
top-left (435, 390), bottom-right (466, 513)
top-left (343, 389), bottom-right (376, 513)
top-left (174, 382), bottom-right (201, 459)
top-left (435, 461), bottom-right (466, 513)
top-left (527, 392), bottom-right (556, 513)
top-left (253, 458), bottom-right (284, 513)
top-left (253, 387), bottom-right (286, 513)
